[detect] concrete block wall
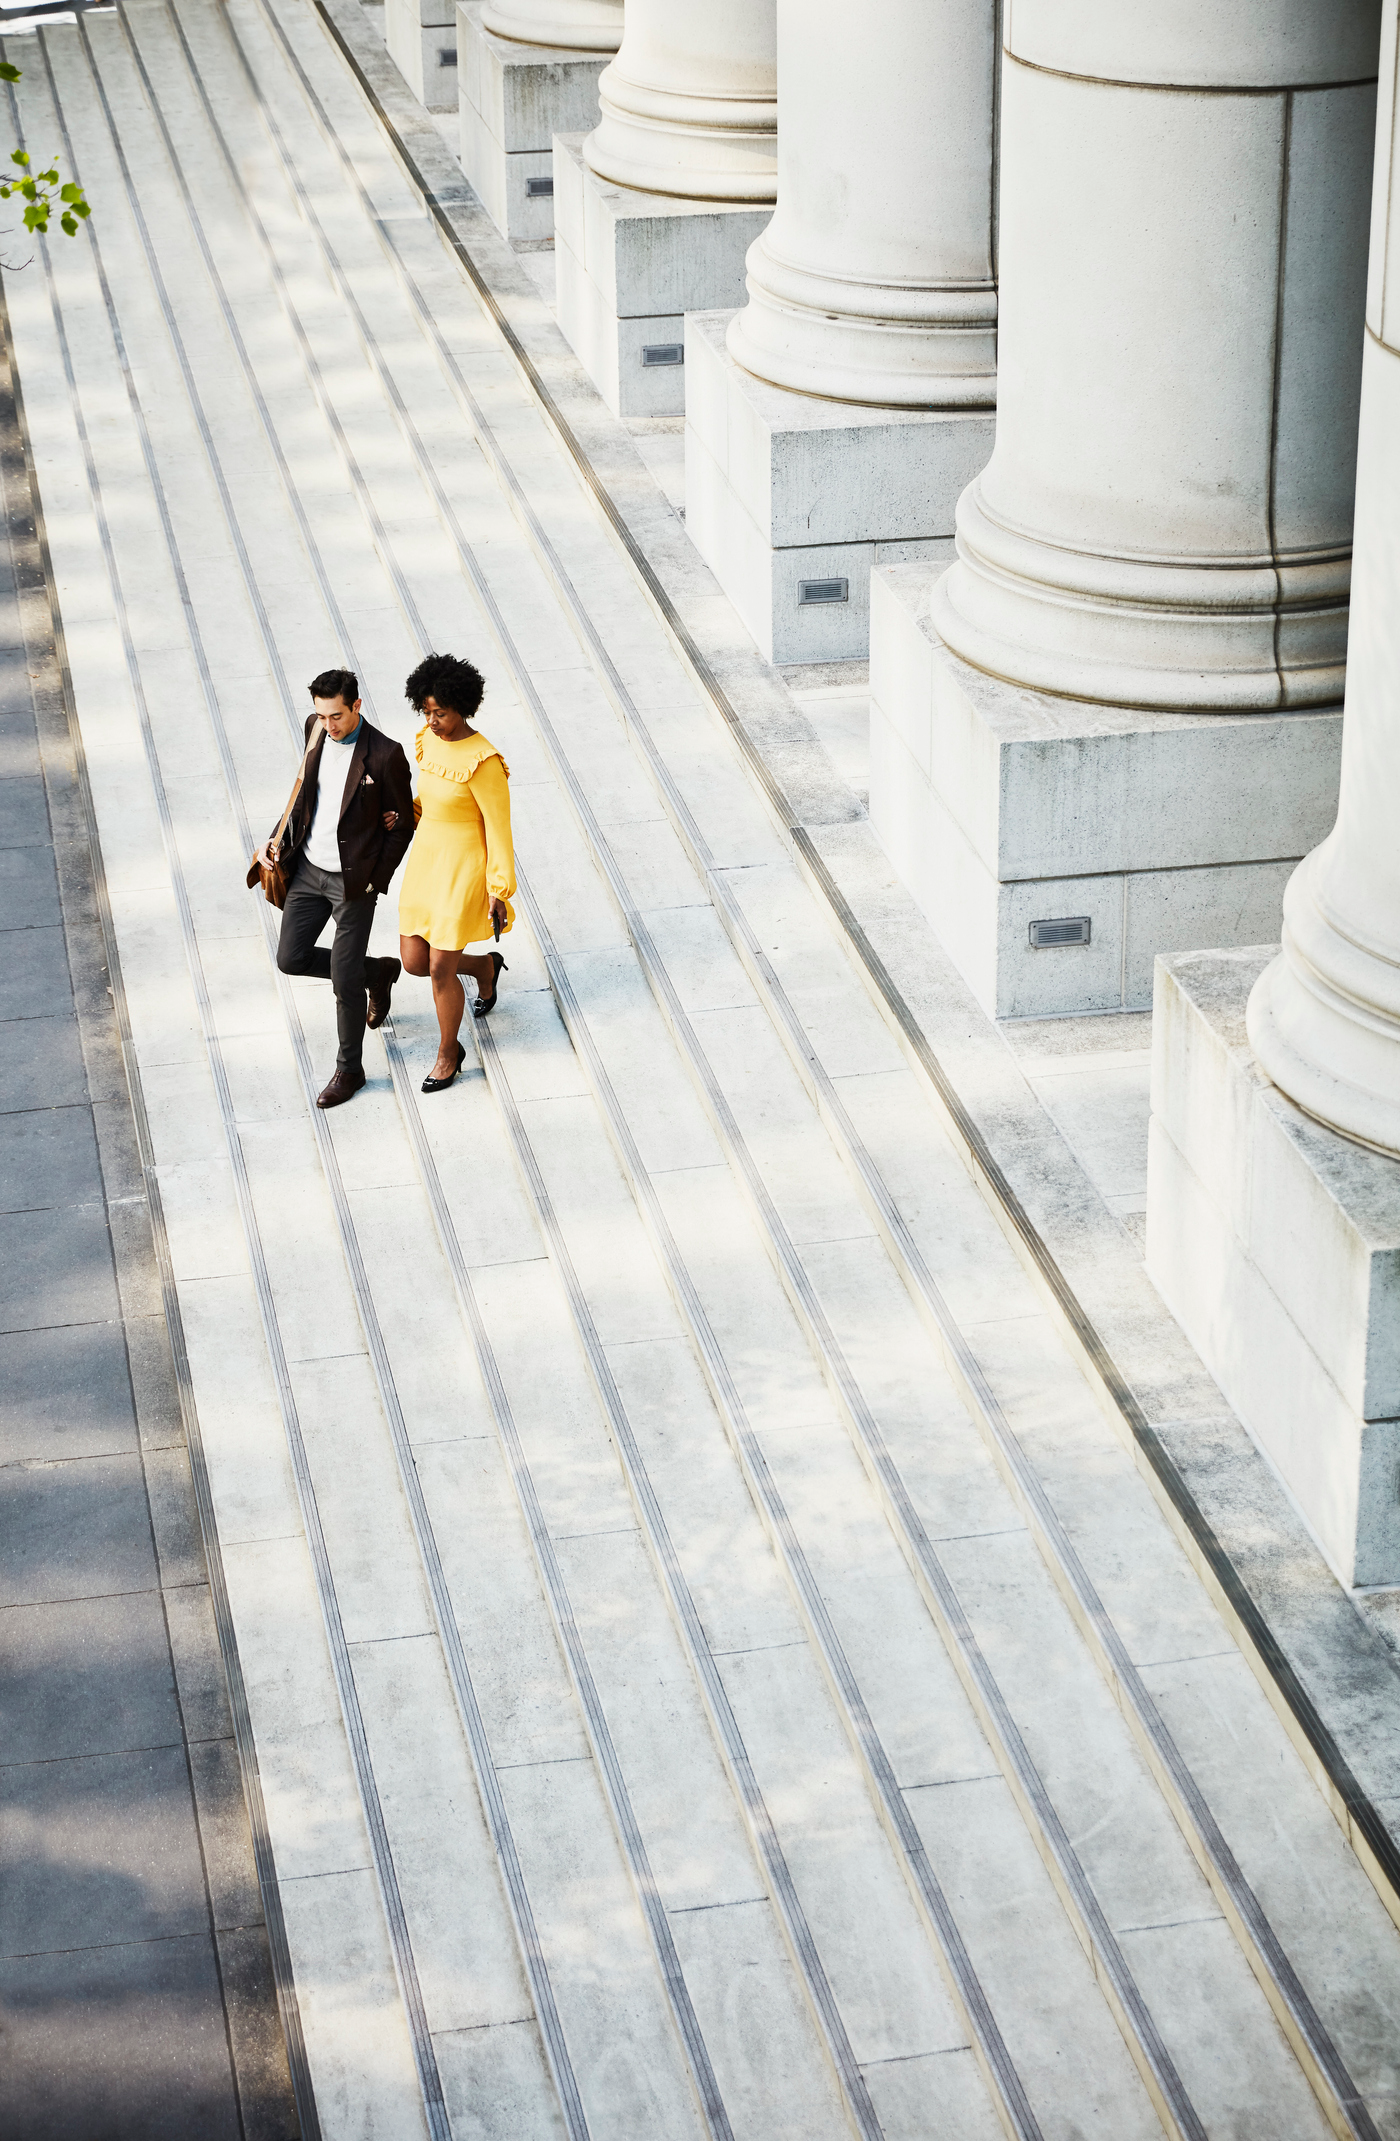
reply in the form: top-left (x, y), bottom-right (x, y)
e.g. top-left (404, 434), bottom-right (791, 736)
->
top-left (684, 313), bottom-right (986, 663)
top-left (1147, 949), bottom-right (1400, 1587)
top-left (868, 563), bottom-right (1343, 1019)
top-left (457, 5), bottom-right (610, 242)
top-left (387, 0), bottom-right (459, 111)
top-left (553, 135), bottom-right (771, 417)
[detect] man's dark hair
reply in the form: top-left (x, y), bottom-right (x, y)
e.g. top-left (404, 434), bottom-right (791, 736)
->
top-left (405, 652), bottom-right (485, 721)
top-left (308, 667), bottom-right (359, 708)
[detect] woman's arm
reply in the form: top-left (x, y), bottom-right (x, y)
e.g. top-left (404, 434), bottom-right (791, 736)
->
top-left (473, 756), bottom-right (516, 906)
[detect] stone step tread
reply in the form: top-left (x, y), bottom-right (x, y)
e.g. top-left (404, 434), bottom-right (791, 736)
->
top-left (479, 953), bottom-right (1166, 2141)
top-left (495, 775), bottom-right (1350, 2141)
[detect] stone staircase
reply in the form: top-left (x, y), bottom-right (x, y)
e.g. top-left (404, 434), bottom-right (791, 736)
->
top-left (7, 1), bottom-right (1400, 2136)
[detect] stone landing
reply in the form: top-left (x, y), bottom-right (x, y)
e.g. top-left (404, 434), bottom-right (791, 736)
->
top-left (684, 312), bottom-right (992, 665)
top-left (552, 134), bottom-right (771, 418)
top-left (869, 563), bottom-right (1343, 1020)
top-left (1148, 948), bottom-right (1400, 1588)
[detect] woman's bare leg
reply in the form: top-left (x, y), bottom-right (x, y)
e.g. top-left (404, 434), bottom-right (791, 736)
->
top-left (426, 948), bottom-right (468, 1078)
top-left (408, 940), bottom-right (500, 1080)
top-left (399, 933), bottom-right (431, 978)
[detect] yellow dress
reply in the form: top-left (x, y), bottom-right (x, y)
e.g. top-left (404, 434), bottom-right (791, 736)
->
top-left (398, 726), bottom-right (516, 951)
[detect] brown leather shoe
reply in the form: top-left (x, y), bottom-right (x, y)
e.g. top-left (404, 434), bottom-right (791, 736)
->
top-left (365, 957), bottom-right (400, 1031)
top-left (316, 1066), bottom-right (366, 1109)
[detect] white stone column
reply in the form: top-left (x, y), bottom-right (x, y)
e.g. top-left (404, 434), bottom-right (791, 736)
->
top-left (583, 0), bottom-right (777, 202)
top-left (481, 0), bottom-right (621, 50)
top-left (931, 1), bottom-right (1379, 712)
top-left (1248, 2), bottom-right (1400, 1157)
top-left (726, 0), bottom-right (996, 408)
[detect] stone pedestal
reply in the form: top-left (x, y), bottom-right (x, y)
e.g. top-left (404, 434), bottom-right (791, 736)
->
top-left (726, 0), bottom-right (997, 409)
top-left (457, 5), bottom-right (611, 242)
top-left (1147, 949), bottom-right (1400, 1588)
top-left (869, 0), bottom-right (1378, 1017)
top-left (870, 565), bottom-right (1342, 1020)
top-left (481, 0), bottom-right (621, 48)
top-left (933, 8), bottom-right (1376, 708)
top-left (685, 313), bottom-right (991, 663)
top-left (553, 135), bottom-right (771, 417)
top-left (387, 0), bottom-right (460, 110)
top-left (583, 0), bottom-right (777, 202)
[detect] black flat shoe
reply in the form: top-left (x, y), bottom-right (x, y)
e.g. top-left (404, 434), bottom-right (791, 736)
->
top-left (473, 952), bottom-right (508, 1019)
top-left (422, 1040), bottom-right (466, 1094)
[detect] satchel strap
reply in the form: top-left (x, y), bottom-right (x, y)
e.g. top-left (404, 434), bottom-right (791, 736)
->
top-left (272, 732), bottom-right (319, 855)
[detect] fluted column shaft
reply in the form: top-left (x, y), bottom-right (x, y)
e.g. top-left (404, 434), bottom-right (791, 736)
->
top-left (482, 0), bottom-right (622, 51)
top-left (726, 0), bottom-right (997, 408)
top-left (1248, 1), bottom-right (1400, 1155)
top-left (583, 0), bottom-right (776, 201)
top-left (932, 1), bottom-right (1380, 711)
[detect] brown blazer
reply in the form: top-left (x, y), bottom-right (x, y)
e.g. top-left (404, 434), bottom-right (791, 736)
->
top-left (277, 714), bottom-right (416, 901)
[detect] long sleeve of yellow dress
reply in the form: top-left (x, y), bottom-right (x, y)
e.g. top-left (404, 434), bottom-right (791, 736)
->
top-left (472, 752), bottom-right (516, 905)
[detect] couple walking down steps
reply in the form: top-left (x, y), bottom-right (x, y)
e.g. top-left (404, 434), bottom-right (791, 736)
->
top-left (258, 651), bottom-right (516, 1104)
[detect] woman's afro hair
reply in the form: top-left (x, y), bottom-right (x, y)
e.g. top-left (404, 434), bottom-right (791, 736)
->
top-left (405, 651), bottom-right (485, 721)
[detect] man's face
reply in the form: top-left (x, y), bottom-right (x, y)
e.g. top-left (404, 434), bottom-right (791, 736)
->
top-left (315, 694), bottom-right (361, 741)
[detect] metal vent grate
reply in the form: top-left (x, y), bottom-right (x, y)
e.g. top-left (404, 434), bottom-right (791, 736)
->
top-left (798, 577), bottom-right (849, 606)
top-left (526, 175), bottom-right (554, 198)
top-left (1028, 916), bottom-right (1092, 949)
top-left (641, 343), bottom-right (684, 367)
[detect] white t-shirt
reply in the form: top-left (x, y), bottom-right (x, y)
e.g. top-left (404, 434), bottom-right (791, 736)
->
top-left (303, 725), bottom-right (362, 875)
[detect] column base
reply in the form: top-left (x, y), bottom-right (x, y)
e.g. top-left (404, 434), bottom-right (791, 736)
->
top-left (683, 313), bottom-right (992, 664)
top-left (1147, 948), bottom-right (1400, 1588)
top-left (387, 0), bottom-right (459, 111)
top-left (552, 136), bottom-right (771, 417)
top-left (869, 563), bottom-right (1343, 1020)
top-left (457, 6), bottom-right (610, 242)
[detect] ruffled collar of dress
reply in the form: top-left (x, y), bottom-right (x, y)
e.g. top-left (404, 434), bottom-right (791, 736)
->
top-left (414, 726), bottom-right (509, 783)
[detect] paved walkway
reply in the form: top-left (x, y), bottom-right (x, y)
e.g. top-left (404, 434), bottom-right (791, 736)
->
top-left (0, 287), bottom-right (298, 2135)
top-left (3, 2), bottom-right (1400, 2137)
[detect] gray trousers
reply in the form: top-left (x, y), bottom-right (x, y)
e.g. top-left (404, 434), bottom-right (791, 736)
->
top-left (276, 861), bottom-right (378, 1072)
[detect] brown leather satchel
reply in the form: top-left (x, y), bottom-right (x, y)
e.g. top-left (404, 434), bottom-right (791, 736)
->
top-left (246, 737), bottom-right (317, 910)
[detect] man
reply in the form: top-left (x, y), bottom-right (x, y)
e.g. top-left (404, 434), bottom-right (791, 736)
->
top-left (260, 668), bottom-right (415, 1108)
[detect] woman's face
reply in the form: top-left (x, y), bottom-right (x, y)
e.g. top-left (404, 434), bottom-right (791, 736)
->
top-left (421, 693), bottom-right (469, 739)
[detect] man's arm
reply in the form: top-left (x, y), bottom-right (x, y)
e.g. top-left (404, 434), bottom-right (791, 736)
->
top-left (260, 715), bottom-right (318, 868)
top-left (374, 741), bottom-right (416, 890)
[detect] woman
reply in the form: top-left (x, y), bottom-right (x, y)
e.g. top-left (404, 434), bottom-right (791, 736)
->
top-left (397, 652), bottom-right (516, 1093)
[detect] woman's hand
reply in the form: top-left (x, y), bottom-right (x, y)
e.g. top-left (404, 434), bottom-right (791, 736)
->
top-left (490, 897), bottom-right (508, 932)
